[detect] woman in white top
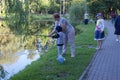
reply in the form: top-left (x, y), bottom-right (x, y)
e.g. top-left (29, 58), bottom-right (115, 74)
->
top-left (94, 13), bottom-right (105, 50)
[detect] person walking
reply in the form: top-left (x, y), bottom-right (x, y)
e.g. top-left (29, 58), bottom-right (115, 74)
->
top-left (94, 13), bottom-right (105, 50)
top-left (48, 13), bottom-right (75, 57)
top-left (114, 15), bottom-right (120, 42)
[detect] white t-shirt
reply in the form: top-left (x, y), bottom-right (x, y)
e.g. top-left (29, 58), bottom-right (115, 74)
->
top-left (84, 13), bottom-right (89, 19)
top-left (95, 19), bottom-right (105, 32)
top-left (57, 32), bottom-right (65, 45)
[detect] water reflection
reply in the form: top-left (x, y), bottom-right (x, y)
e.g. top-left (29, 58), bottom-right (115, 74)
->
top-left (0, 19), bottom-right (55, 79)
top-left (2, 50), bottom-right (40, 79)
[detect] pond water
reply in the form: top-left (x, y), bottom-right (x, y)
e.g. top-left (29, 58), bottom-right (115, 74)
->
top-left (2, 50), bottom-right (40, 79)
top-left (0, 20), bottom-right (55, 79)
top-left (0, 36), bottom-right (48, 80)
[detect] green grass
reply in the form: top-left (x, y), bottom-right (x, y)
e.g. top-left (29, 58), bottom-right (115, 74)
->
top-left (10, 23), bottom-right (97, 80)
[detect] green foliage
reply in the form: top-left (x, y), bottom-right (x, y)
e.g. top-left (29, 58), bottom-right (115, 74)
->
top-left (88, 0), bottom-right (106, 16)
top-left (29, 0), bottom-right (59, 14)
top-left (48, 3), bottom-right (59, 14)
top-left (87, 0), bottom-right (120, 18)
top-left (55, 0), bottom-right (60, 4)
top-left (29, 0), bottom-right (42, 13)
top-left (6, 0), bottom-right (29, 35)
top-left (69, 1), bottom-right (87, 26)
top-left (0, 0), bottom-right (6, 16)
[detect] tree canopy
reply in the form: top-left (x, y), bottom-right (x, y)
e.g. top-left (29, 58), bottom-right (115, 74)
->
top-left (87, 0), bottom-right (120, 18)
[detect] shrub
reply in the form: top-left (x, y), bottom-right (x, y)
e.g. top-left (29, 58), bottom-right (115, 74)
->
top-left (68, 2), bottom-right (87, 26)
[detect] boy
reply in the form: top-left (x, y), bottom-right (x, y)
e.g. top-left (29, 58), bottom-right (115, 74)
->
top-left (52, 26), bottom-right (65, 57)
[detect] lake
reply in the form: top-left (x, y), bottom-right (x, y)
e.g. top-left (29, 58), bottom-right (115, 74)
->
top-left (0, 20), bottom-right (55, 79)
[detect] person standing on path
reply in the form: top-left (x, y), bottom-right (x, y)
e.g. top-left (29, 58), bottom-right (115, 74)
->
top-left (114, 15), bottom-right (120, 42)
top-left (84, 11), bottom-right (89, 25)
top-left (94, 13), bottom-right (105, 50)
top-left (48, 13), bottom-right (75, 57)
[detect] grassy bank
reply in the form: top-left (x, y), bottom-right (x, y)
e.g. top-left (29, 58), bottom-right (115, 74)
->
top-left (10, 23), bottom-right (96, 80)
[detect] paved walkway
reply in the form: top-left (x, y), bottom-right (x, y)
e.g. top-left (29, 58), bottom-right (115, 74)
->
top-left (79, 21), bottom-right (120, 80)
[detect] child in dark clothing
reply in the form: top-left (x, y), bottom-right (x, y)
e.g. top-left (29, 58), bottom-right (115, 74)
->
top-left (52, 26), bottom-right (65, 56)
top-left (50, 26), bottom-right (65, 63)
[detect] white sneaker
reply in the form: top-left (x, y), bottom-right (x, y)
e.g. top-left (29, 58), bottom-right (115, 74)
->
top-left (116, 39), bottom-right (119, 42)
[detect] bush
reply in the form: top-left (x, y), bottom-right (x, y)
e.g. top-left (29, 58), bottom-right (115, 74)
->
top-left (68, 2), bottom-right (87, 26)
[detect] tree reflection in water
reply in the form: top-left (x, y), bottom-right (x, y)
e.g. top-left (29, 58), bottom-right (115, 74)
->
top-left (0, 21), bottom-right (55, 79)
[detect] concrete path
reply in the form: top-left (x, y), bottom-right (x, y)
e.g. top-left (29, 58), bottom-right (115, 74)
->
top-left (79, 21), bottom-right (120, 80)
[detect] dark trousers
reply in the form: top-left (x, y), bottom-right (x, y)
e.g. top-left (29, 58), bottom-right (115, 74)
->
top-left (84, 19), bottom-right (88, 25)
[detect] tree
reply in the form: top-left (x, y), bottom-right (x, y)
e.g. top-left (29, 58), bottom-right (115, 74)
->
top-left (40, 0), bottom-right (50, 14)
top-left (5, 0), bottom-right (29, 34)
top-left (87, 0), bottom-right (120, 18)
top-left (69, 1), bottom-right (87, 26)
top-left (48, 0), bottom-right (59, 14)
